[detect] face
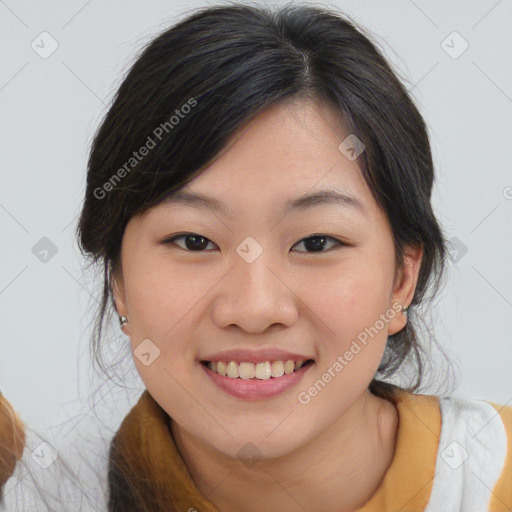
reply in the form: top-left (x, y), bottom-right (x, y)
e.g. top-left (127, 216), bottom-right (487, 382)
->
top-left (112, 99), bottom-right (421, 461)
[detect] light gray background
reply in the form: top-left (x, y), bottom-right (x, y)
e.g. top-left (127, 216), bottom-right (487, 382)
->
top-left (1, 0), bottom-right (512, 507)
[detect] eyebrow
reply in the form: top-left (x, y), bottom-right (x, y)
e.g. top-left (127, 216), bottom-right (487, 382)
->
top-left (160, 188), bottom-right (365, 218)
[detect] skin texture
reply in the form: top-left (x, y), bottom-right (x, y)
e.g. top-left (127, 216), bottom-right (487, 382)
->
top-left (112, 99), bottom-right (422, 512)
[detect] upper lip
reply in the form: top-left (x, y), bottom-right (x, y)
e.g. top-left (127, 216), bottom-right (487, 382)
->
top-left (200, 348), bottom-right (315, 364)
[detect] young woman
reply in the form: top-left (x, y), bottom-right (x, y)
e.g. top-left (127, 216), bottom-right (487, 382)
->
top-left (4, 2), bottom-right (511, 511)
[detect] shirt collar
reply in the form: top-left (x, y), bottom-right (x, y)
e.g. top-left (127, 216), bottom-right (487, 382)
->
top-left (111, 388), bottom-right (440, 511)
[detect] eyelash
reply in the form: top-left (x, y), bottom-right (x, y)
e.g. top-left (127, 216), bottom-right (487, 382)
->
top-left (163, 233), bottom-right (346, 253)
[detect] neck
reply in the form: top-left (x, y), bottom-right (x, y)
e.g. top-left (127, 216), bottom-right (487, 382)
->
top-left (171, 390), bottom-right (399, 512)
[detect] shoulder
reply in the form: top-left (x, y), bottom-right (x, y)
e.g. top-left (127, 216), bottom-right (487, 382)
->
top-left (484, 399), bottom-right (512, 511)
top-left (486, 398), bottom-right (512, 434)
top-left (389, 389), bottom-right (512, 510)
top-left (423, 393), bottom-right (512, 511)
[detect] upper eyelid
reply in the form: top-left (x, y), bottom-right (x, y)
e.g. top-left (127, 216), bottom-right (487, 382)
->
top-left (165, 233), bottom-right (344, 250)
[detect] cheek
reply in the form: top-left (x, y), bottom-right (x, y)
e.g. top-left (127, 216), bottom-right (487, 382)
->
top-left (123, 253), bottom-right (222, 381)
top-left (125, 257), bottom-right (200, 394)
top-left (124, 252), bottom-right (209, 334)
top-left (308, 259), bottom-right (393, 360)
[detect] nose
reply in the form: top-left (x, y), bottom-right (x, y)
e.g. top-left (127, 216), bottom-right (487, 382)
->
top-left (211, 248), bottom-right (299, 334)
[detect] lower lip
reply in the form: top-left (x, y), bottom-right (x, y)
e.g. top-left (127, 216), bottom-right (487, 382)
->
top-left (200, 361), bottom-right (314, 400)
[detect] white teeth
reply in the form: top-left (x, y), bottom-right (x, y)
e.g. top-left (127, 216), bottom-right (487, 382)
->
top-left (271, 361), bottom-right (284, 377)
top-left (205, 359), bottom-right (310, 380)
top-left (255, 362), bottom-right (271, 379)
top-left (239, 362), bottom-right (255, 379)
top-left (227, 361), bottom-right (239, 378)
top-left (284, 360), bottom-right (295, 374)
top-left (217, 361), bottom-right (227, 376)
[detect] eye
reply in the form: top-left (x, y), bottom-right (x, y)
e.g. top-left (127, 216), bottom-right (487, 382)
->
top-left (163, 233), bottom-right (344, 253)
top-left (166, 233), bottom-right (218, 251)
top-left (291, 234), bottom-right (344, 253)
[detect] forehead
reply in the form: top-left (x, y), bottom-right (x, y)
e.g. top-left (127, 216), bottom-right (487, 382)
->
top-left (159, 182), bottom-right (367, 220)
top-left (158, 100), bottom-right (373, 217)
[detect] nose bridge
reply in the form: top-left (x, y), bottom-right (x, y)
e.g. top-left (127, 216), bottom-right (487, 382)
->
top-left (212, 235), bottom-right (298, 331)
top-left (234, 235), bottom-right (282, 303)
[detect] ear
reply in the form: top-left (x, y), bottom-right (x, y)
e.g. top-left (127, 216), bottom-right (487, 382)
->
top-left (111, 268), bottom-right (130, 335)
top-left (387, 244), bottom-right (423, 336)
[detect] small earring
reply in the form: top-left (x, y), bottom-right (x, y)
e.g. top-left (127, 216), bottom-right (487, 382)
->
top-left (401, 305), bottom-right (409, 315)
top-left (119, 316), bottom-right (128, 328)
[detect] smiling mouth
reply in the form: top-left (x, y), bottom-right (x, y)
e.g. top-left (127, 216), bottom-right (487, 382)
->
top-left (200, 359), bottom-right (315, 380)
